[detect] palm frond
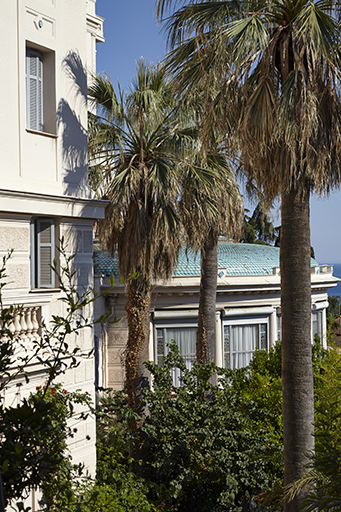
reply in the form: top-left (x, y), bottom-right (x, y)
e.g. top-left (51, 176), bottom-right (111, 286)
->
top-left (158, 0), bottom-right (341, 200)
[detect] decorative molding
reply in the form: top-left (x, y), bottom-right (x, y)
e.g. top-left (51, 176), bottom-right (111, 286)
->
top-left (26, 7), bottom-right (55, 38)
top-left (0, 189), bottom-right (108, 219)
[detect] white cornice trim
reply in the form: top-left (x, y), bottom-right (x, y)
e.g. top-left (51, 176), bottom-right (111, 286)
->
top-left (86, 12), bottom-right (105, 42)
top-left (0, 189), bottom-right (108, 219)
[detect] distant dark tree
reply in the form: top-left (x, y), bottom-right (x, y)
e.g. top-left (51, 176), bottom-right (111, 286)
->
top-left (241, 202), bottom-right (279, 246)
top-left (327, 295), bottom-right (341, 331)
top-left (242, 205), bottom-right (315, 259)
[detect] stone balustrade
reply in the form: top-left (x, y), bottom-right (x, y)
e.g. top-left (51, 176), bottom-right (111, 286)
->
top-left (5, 305), bottom-right (42, 341)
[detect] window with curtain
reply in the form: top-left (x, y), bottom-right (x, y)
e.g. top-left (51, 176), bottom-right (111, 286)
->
top-left (223, 322), bottom-right (268, 369)
top-left (312, 311), bottom-right (322, 342)
top-left (156, 326), bottom-right (196, 386)
top-left (277, 310), bottom-right (323, 343)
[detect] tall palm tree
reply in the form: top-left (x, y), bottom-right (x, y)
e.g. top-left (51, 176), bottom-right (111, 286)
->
top-left (156, 1), bottom-right (341, 510)
top-left (175, 84), bottom-right (244, 365)
top-left (88, 60), bottom-right (215, 418)
top-left (181, 151), bottom-right (243, 363)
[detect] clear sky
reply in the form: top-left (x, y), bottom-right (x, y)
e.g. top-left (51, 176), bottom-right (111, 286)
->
top-left (95, 0), bottom-right (341, 265)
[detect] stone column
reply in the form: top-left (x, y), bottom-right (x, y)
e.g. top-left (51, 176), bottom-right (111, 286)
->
top-left (269, 309), bottom-right (277, 348)
top-left (215, 311), bottom-right (223, 367)
top-left (322, 308), bottom-right (327, 348)
top-left (148, 310), bottom-right (154, 361)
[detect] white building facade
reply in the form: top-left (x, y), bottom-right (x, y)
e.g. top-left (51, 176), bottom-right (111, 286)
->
top-left (0, 0), bottom-right (105, 498)
top-left (94, 243), bottom-right (339, 389)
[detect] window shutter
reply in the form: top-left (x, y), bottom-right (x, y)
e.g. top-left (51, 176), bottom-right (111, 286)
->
top-left (36, 219), bottom-right (55, 288)
top-left (26, 50), bottom-right (43, 131)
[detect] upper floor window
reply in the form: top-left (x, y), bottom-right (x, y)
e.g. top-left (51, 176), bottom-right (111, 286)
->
top-left (26, 49), bottom-right (44, 131)
top-left (25, 44), bottom-right (56, 135)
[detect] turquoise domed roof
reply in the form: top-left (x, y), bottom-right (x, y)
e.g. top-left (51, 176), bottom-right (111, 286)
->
top-left (94, 242), bottom-right (319, 278)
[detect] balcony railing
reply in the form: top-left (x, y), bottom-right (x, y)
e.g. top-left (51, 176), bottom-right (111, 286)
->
top-left (5, 305), bottom-right (42, 341)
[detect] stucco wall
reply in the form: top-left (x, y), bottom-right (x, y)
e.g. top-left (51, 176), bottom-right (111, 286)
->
top-left (0, 2), bottom-right (105, 506)
top-left (0, 216), bottom-right (97, 477)
top-left (0, 0), bottom-right (94, 199)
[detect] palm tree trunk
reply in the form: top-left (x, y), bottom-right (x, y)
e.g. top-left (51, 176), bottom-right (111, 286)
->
top-left (124, 275), bottom-right (151, 427)
top-left (196, 231), bottom-right (217, 364)
top-left (280, 184), bottom-right (314, 512)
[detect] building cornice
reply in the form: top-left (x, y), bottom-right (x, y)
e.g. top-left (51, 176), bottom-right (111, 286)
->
top-left (86, 12), bottom-right (105, 42)
top-left (0, 189), bottom-right (108, 220)
top-left (97, 267), bottom-right (338, 297)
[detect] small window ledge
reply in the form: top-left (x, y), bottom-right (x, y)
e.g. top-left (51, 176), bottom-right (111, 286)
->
top-left (29, 288), bottom-right (61, 294)
top-left (26, 128), bottom-right (58, 139)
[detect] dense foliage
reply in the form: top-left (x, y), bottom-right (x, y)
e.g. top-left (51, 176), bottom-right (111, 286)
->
top-left (44, 390), bottom-right (156, 512)
top-left (47, 464), bottom-right (156, 512)
top-left (0, 384), bottom-right (90, 507)
top-left (90, 343), bottom-right (283, 512)
top-left (89, 341), bottom-right (341, 512)
top-left (141, 345), bottom-right (282, 511)
top-left (0, 244), bottom-right (110, 508)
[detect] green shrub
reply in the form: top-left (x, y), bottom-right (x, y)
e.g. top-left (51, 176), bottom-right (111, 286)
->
top-left (61, 343), bottom-right (284, 512)
top-left (49, 471), bottom-right (157, 512)
top-left (227, 343), bottom-right (283, 478)
top-left (137, 343), bottom-right (282, 511)
top-left (0, 243), bottom-right (112, 507)
top-left (33, 389), bottom-right (156, 512)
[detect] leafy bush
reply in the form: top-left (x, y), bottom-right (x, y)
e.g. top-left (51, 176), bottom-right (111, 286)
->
top-left (0, 243), bottom-right (111, 507)
top-left (225, 343), bottom-right (284, 482)
top-left (53, 479), bottom-right (157, 512)
top-left (93, 392), bottom-right (157, 512)
top-left (45, 441), bottom-right (157, 512)
top-left (102, 343), bottom-right (283, 512)
top-left (42, 388), bottom-right (156, 512)
top-left (47, 466), bottom-right (157, 512)
top-left (32, 385), bottom-right (92, 510)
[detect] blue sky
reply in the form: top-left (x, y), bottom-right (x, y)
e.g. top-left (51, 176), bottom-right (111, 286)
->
top-left (95, 0), bottom-right (341, 265)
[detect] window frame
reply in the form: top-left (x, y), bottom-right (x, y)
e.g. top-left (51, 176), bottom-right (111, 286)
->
top-left (154, 319), bottom-right (197, 387)
top-left (223, 315), bottom-right (269, 370)
top-left (26, 49), bottom-right (44, 132)
top-left (312, 310), bottom-right (323, 342)
top-left (30, 218), bottom-right (56, 289)
top-left (276, 309), bottom-right (324, 343)
top-left (25, 42), bottom-right (56, 135)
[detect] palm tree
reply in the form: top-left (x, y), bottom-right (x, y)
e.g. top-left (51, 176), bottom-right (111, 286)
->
top-left (181, 152), bottom-right (243, 363)
top-left (88, 60), bottom-right (215, 419)
top-left (156, 1), bottom-right (341, 510)
top-left (173, 83), bottom-right (244, 365)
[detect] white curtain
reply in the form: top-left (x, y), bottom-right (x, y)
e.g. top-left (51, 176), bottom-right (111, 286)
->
top-left (165, 327), bottom-right (196, 386)
top-left (230, 324), bottom-right (258, 369)
top-left (312, 312), bottom-right (322, 340)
